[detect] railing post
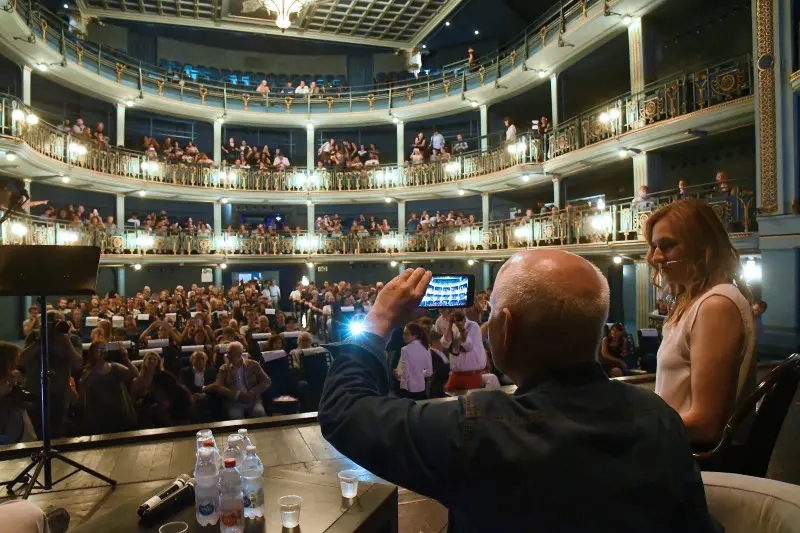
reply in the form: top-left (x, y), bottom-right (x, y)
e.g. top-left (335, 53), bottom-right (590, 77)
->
top-left (138, 64), bottom-right (144, 98)
top-left (223, 83), bottom-right (227, 110)
top-left (97, 44), bottom-right (102, 75)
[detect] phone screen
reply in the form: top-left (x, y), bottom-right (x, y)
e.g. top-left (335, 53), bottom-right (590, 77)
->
top-left (419, 274), bottom-right (475, 309)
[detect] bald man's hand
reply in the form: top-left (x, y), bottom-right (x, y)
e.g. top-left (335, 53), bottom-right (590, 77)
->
top-left (365, 268), bottom-right (432, 339)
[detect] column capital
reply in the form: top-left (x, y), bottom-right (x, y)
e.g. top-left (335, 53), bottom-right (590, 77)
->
top-left (549, 72), bottom-right (558, 81)
top-left (551, 177), bottom-right (561, 184)
top-left (116, 102), bottom-right (126, 110)
top-left (481, 192), bottom-right (490, 197)
top-left (23, 65), bottom-right (33, 72)
top-left (116, 193), bottom-right (125, 198)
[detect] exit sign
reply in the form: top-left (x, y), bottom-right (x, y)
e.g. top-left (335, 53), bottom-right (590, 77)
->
top-left (317, 265), bottom-right (328, 272)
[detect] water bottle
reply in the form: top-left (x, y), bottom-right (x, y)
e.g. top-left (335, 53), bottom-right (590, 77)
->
top-left (194, 446), bottom-right (220, 526)
top-left (240, 445), bottom-right (264, 518)
top-left (223, 434), bottom-right (246, 467)
top-left (196, 429), bottom-right (217, 455)
top-left (219, 458), bottom-right (244, 533)
top-left (237, 428), bottom-right (253, 448)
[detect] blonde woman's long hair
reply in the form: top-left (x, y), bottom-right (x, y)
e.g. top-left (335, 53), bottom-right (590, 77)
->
top-left (644, 197), bottom-right (750, 325)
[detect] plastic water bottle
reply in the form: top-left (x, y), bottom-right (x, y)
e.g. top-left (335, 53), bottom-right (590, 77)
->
top-left (223, 434), bottom-right (246, 467)
top-left (194, 445), bottom-right (220, 526)
top-left (196, 429), bottom-right (217, 455)
top-left (219, 458), bottom-right (244, 533)
top-left (237, 428), bottom-right (253, 448)
top-left (240, 445), bottom-right (264, 518)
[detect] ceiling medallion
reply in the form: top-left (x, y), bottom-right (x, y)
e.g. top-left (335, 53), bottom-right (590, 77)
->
top-left (261, 0), bottom-right (315, 30)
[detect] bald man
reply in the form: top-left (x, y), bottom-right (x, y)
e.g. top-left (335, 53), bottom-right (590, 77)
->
top-left (319, 251), bottom-right (719, 533)
top-left (212, 341), bottom-right (271, 419)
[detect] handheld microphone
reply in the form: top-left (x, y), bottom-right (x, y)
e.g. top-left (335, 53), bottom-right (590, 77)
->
top-left (138, 478), bottom-right (196, 524)
top-left (137, 474), bottom-right (191, 517)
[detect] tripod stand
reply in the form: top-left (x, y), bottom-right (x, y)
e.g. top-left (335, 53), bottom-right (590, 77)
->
top-left (0, 246), bottom-right (117, 498)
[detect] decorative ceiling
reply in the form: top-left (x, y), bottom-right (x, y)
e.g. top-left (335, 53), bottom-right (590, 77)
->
top-left (76, 0), bottom-right (464, 48)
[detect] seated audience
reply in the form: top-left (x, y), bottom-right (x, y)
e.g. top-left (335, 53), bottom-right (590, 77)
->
top-left (318, 258), bottom-right (721, 532)
top-left (599, 323), bottom-right (629, 377)
top-left (211, 342), bottom-right (271, 419)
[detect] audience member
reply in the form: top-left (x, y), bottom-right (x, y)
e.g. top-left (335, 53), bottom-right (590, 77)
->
top-left (212, 342), bottom-right (271, 419)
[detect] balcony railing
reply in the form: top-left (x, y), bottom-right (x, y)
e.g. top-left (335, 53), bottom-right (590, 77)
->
top-left (0, 55), bottom-right (755, 193)
top-left (0, 183), bottom-right (755, 256)
top-left (14, 0), bottom-right (598, 114)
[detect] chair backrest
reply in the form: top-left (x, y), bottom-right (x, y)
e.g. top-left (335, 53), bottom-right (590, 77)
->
top-left (112, 316), bottom-right (124, 328)
top-left (251, 332), bottom-right (271, 340)
top-left (181, 344), bottom-right (205, 353)
top-left (697, 354), bottom-right (800, 478)
top-left (302, 348), bottom-right (331, 409)
top-left (148, 338), bottom-right (169, 348)
top-left (85, 316), bottom-right (99, 327)
top-left (262, 350), bottom-right (291, 397)
top-left (261, 349), bottom-right (287, 363)
top-left (139, 347), bottom-right (163, 357)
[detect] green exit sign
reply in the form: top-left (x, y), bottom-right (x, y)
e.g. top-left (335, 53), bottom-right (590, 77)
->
top-left (317, 266), bottom-right (328, 272)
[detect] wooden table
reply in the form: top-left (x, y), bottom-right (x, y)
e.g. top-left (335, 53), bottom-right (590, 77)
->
top-left (72, 469), bottom-right (398, 533)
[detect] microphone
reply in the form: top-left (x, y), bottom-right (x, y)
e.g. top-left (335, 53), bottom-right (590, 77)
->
top-left (137, 474), bottom-right (191, 517)
top-left (138, 478), bottom-right (196, 524)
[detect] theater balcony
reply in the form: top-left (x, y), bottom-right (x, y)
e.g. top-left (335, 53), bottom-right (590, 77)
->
top-left (0, 0), bottom-right (667, 127)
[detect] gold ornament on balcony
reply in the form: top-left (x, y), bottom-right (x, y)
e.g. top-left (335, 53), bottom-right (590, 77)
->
top-left (76, 43), bottom-right (84, 65)
top-left (540, 27), bottom-right (547, 47)
top-left (711, 68), bottom-right (747, 101)
top-left (326, 96), bottom-right (334, 112)
top-left (242, 93), bottom-right (251, 110)
top-left (510, 50), bottom-right (517, 68)
top-left (367, 94), bottom-right (375, 111)
top-left (40, 19), bottom-right (47, 39)
top-left (580, 0), bottom-right (587, 17)
top-left (694, 74), bottom-right (708, 109)
top-left (115, 63), bottom-right (126, 83)
top-left (406, 87), bottom-right (414, 104)
top-left (285, 96), bottom-right (293, 112)
top-left (155, 79), bottom-right (165, 96)
top-left (478, 66), bottom-right (485, 85)
top-left (199, 86), bottom-right (208, 104)
top-left (443, 78), bottom-right (451, 96)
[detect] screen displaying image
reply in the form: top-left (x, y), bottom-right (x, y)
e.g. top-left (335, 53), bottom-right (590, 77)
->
top-left (419, 275), bottom-right (471, 308)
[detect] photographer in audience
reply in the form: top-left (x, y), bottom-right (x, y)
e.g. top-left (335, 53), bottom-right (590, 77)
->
top-left (319, 257), bottom-right (720, 532)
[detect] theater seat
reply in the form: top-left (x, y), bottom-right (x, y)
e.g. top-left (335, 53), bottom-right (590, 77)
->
top-left (261, 349), bottom-right (291, 398)
top-left (637, 328), bottom-right (660, 372)
top-left (300, 347), bottom-right (331, 410)
top-left (702, 472), bottom-right (800, 533)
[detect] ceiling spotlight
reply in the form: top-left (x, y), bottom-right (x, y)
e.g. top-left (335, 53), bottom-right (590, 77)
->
top-left (445, 21), bottom-right (450, 26)
top-left (6, 153), bottom-right (17, 162)
top-left (61, 176), bottom-right (70, 183)
top-left (138, 190), bottom-right (147, 197)
top-left (471, 101), bottom-right (479, 108)
top-left (538, 70), bottom-right (549, 78)
top-left (25, 113), bottom-right (39, 125)
top-left (384, 197), bottom-right (392, 203)
top-left (618, 149), bottom-right (631, 158)
top-left (306, 199), bottom-right (313, 206)
top-left (306, 262), bottom-right (314, 268)
top-left (220, 262), bottom-right (227, 269)
top-left (392, 116), bottom-right (400, 124)
top-left (622, 16), bottom-right (633, 26)
top-left (36, 63), bottom-right (48, 72)
top-left (63, 3), bottom-right (68, 7)
top-left (613, 256), bottom-right (623, 265)
top-left (125, 99), bottom-right (135, 107)
top-left (133, 263), bottom-right (142, 271)
top-left (221, 197), bottom-right (228, 204)
top-left (522, 175), bottom-right (530, 183)
top-left (422, 44), bottom-right (427, 49)
top-left (474, 30), bottom-right (479, 35)
top-left (11, 109), bottom-right (25, 121)
top-left (458, 189), bottom-right (465, 196)
top-left (390, 260), bottom-right (398, 267)
top-left (215, 117), bottom-right (225, 124)
top-left (467, 259), bottom-right (475, 266)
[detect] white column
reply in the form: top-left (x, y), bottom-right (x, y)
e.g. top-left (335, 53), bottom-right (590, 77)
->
top-left (22, 65), bottom-right (32, 106)
top-left (22, 179), bottom-right (31, 214)
top-left (307, 264), bottom-right (316, 284)
top-left (634, 261), bottom-right (652, 331)
top-left (117, 267), bottom-right (126, 297)
top-left (213, 202), bottom-right (222, 235)
top-left (552, 177), bottom-right (562, 208)
top-left (116, 194), bottom-right (125, 227)
top-left (213, 120), bottom-right (223, 166)
top-left (396, 122), bottom-right (404, 167)
top-left (628, 18), bottom-right (645, 94)
top-left (306, 202), bottom-right (315, 233)
top-left (115, 103), bottom-right (126, 147)
top-left (306, 124), bottom-right (315, 168)
top-left (397, 200), bottom-right (406, 235)
top-left (214, 268), bottom-right (223, 288)
top-left (481, 192), bottom-right (490, 232)
top-left (482, 263), bottom-right (490, 290)
top-left (632, 153), bottom-right (662, 193)
top-left (479, 105), bottom-right (488, 152)
top-left (549, 73), bottom-right (559, 128)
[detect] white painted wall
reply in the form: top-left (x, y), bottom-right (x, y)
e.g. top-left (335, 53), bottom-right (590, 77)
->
top-left (157, 36), bottom-right (348, 76)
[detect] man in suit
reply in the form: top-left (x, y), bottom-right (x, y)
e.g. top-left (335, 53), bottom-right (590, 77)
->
top-left (180, 351), bottom-right (219, 421)
top-left (209, 342), bottom-right (271, 419)
top-left (318, 253), bottom-right (721, 533)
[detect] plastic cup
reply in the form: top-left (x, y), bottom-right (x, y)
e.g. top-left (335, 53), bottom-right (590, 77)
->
top-left (338, 470), bottom-right (359, 499)
top-left (278, 495), bottom-right (303, 528)
top-left (159, 522), bottom-right (188, 533)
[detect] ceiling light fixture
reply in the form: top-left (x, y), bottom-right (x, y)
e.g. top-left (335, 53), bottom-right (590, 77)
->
top-left (537, 70), bottom-right (549, 78)
top-left (133, 263), bottom-right (142, 271)
top-left (467, 259), bottom-right (475, 266)
top-left (125, 99), bottom-right (135, 107)
top-left (422, 44), bottom-right (427, 49)
top-left (392, 116), bottom-right (400, 124)
top-left (474, 30), bottom-right (480, 35)
top-left (221, 197), bottom-right (229, 204)
top-left (384, 197), bottom-right (392, 203)
top-left (63, 3), bottom-right (68, 7)
top-left (6, 153), bottom-right (17, 162)
top-left (445, 21), bottom-right (450, 26)
top-left (220, 262), bottom-right (227, 269)
top-left (61, 176), bottom-right (70, 183)
top-left (390, 260), bottom-right (398, 267)
top-left (306, 199), bottom-right (313, 206)
top-left (138, 190), bottom-right (147, 197)
top-left (458, 189), bottom-right (465, 196)
top-left (25, 113), bottom-right (39, 125)
top-left (261, 0), bottom-right (315, 31)
top-left (471, 101), bottom-right (479, 108)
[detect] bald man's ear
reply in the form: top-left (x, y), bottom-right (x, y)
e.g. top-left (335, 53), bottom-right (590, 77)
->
top-left (502, 308), bottom-right (513, 354)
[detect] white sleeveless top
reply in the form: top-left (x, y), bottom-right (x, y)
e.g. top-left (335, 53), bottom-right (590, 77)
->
top-left (655, 283), bottom-right (756, 417)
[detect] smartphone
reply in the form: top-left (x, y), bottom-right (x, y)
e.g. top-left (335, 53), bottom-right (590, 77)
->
top-left (419, 274), bottom-right (475, 309)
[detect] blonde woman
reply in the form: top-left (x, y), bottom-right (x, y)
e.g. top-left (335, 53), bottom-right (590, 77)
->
top-left (131, 352), bottom-right (162, 402)
top-left (645, 198), bottom-right (755, 445)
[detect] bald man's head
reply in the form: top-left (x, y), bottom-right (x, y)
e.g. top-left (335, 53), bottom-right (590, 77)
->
top-left (488, 250), bottom-right (609, 382)
top-left (227, 341), bottom-right (244, 367)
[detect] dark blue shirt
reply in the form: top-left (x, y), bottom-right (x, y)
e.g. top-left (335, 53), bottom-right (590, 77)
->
top-left (319, 333), bottom-right (721, 533)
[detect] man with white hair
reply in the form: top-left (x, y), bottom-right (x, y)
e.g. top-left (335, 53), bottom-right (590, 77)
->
top-left (211, 341), bottom-right (271, 419)
top-left (319, 251), bottom-right (719, 533)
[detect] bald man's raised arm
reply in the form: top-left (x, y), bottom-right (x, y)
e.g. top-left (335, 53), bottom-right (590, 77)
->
top-left (318, 333), bottom-right (466, 505)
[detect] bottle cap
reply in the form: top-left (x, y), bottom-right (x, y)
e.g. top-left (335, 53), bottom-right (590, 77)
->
top-left (202, 440), bottom-right (214, 447)
top-left (246, 445), bottom-right (256, 453)
top-left (224, 458), bottom-right (236, 468)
